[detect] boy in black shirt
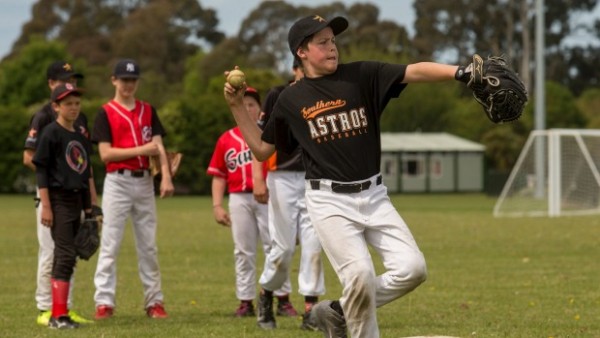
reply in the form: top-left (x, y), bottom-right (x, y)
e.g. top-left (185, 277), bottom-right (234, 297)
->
top-left (23, 61), bottom-right (94, 326)
top-left (225, 14), bottom-right (477, 338)
top-left (33, 83), bottom-right (93, 329)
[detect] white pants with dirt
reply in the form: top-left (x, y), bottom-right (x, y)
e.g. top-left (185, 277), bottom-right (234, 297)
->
top-left (94, 172), bottom-right (163, 309)
top-left (35, 188), bottom-right (74, 311)
top-left (305, 174), bottom-right (427, 338)
top-left (259, 171), bottom-right (325, 297)
top-left (229, 193), bottom-right (291, 300)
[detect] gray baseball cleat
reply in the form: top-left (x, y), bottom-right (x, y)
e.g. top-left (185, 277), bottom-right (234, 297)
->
top-left (309, 300), bottom-right (347, 338)
top-left (256, 292), bottom-right (276, 329)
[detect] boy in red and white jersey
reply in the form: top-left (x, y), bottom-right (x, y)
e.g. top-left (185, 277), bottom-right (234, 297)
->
top-left (207, 87), bottom-right (292, 321)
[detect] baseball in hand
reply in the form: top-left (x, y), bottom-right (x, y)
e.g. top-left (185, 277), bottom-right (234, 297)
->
top-left (227, 69), bottom-right (246, 89)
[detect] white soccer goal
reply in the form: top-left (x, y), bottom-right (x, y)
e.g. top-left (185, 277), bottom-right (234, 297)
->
top-left (494, 129), bottom-right (600, 217)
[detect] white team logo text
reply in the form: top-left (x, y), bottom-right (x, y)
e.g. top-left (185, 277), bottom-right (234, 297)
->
top-left (225, 148), bottom-right (252, 171)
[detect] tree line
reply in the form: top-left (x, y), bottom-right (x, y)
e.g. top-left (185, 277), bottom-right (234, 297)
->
top-left (1, 0), bottom-right (599, 194)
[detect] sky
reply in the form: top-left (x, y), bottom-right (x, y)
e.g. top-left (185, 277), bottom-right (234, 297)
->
top-left (1, 0), bottom-right (598, 59)
top-left (0, 0), bottom-right (415, 59)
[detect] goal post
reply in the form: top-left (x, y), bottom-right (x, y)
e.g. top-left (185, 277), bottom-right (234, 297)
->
top-left (494, 129), bottom-right (600, 217)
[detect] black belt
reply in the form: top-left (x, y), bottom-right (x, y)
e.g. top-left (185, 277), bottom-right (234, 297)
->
top-left (310, 175), bottom-right (382, 194)
top-left (116, 169), bottom-right (150, 177)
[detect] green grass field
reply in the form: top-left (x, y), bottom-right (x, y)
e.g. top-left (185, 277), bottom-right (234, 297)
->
top-left (1, 194), bottom-right (598, 338)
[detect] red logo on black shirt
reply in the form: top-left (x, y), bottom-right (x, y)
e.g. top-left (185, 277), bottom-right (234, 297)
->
top-left (78, 125), bottom-right (89, 139)
top-left (65, 141), bottom-right (88, 174)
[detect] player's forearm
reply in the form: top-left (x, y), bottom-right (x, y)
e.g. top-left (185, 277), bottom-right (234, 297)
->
top-left (151, 136), bottom-right (173, 181)
top-left (23, 150), bottom-right (36, 171)
top-left (403, 62), bottom-right (459, 83)
top-left (98, 143), bottom-right (152, 163)
top-left (251, 157), bottom-right (265, 183)
top-left (211, 177), bottom-right (227, 207)
top-left (88, 177), bottom-right (98, 206)
top-left (38, 188), bottom-right (51, 210)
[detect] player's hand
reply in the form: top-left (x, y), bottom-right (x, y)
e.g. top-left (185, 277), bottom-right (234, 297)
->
top-left (213, 205), bottom-right (231, 227)
top-left (223, 68), bottom-right (246, 106)
top-left (41, 205), bottom-right (53, 228)
top-left (140, 142), bottom-right (160, 157)
top-left (253, 181), bottom-right (269, 204)
top-left (159, 176), bottom-right (174, 198)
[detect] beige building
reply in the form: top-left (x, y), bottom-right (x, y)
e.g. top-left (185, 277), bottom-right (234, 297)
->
top-left (380, 132), bottom-right (485, 193)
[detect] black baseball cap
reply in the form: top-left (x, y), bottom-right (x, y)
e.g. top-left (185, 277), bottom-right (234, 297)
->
top-left (244, 87), bottom-right (261, 106)
top-left (46, 61), bottom-right (83, 81)
top-left (51, 83), bottom-right (83, 103)
top-left (113, 59), bottom-right (140, 79)
top-left (288, 15), bottom-right (348, 55)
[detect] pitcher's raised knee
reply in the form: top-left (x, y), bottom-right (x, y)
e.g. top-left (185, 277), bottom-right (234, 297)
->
top-left (377, 253), bottom-right (427, 306)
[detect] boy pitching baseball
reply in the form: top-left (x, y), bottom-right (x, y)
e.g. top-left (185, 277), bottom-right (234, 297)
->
top-left (224, 14), bottom-right (474, 338)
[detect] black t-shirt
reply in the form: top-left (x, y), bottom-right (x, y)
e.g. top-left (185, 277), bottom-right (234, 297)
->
top-left (262, 61), bottom-right (407, 181)
top-left (24, 103), bottom-right (90, 150)
top-left (261, 83), bottom-right (304, 172)
top-left (33, 121), bottom-right (93, 190)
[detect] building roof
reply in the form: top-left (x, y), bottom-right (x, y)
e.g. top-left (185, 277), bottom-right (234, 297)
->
top-left (381, 132), bottom-right (485, 152)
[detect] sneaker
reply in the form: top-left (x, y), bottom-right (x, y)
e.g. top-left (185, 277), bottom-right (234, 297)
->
top-left (94, 305), bottom-right (114, 320)
top-left (300, 311), bottom-right (318, 331)
top-left (36, 310), bottom-right (51, 326)
top-left (277, 300), bottom-right (299, 317)
top-left (68, 310), bottom-right (94, 324)
top-left (48, 315), bottom-right (79, 329)
top-left (235, 302), bottom-right (255, 317)
top-left (146, 302), bottom-right (168, 319)
top-left (310, 300), bottom-right (347, 338)
top-left (256, 293), bottom-right (276, 329)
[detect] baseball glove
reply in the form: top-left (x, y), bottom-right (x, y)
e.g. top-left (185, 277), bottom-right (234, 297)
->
top-left (456, 54), bottom-right (528, 123)
top-left (74, 218), bottom-right (100, 260)
top-left (150, 151), bottom-right (183, 177)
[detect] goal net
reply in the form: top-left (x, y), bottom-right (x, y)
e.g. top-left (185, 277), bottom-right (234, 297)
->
top-left (494, 129), bottom-right (600, 217)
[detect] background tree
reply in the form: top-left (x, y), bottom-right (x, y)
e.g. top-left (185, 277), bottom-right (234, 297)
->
top-left (577, 88), bottom-right (600, 128)
top-left (412, 0), bottom-right (598, 93)
top-left (0, 38), bottom-right (73, 106)
top-left (8, 0), bottom-right (224, 105)
top-left (0, 106), bottom-right (30, 192)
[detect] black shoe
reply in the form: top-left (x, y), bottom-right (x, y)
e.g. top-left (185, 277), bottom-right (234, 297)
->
top-left (310, 300), bottom-right (347, 338)
top-left (300, 311), bottom-right (318, 331)
top-left (256, 292), bottom-right (276, 329)
top-left (48, 315), bottom-right (79, 329)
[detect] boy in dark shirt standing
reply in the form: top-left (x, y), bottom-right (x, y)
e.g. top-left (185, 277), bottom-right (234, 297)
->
top-left (33, 83), bottom-right (94, 329)
top-left (23, 61), bottom-right (94, 326)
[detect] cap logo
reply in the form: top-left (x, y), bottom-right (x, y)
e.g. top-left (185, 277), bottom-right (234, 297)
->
top-left (313, 15), bottom-right (326, 22)
top-left (126, 63), bottom-right (136, 73)
top-left (62, 63), bottom-right (72, 71)
top-left (65, 83), bottom-right (75, 90)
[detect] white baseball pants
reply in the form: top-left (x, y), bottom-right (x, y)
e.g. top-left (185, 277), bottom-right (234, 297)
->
top-left (229, 193), bottom-right (291, 300)
top-left (94, 172), bottom-right (163, 309)
top-left (305, 174), bottom-right (427, 338)
top-left (259, 171), bottom-right (325, 297)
